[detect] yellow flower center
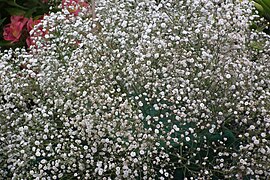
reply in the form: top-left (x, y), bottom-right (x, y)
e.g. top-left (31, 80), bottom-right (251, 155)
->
top-left (12, 30), bottom-right (20, 38)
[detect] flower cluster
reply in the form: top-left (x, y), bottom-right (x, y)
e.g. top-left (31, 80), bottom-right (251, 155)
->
top-left (0, 0), bottom-right (269, 179)
top-left (62, 0), bottom-right (90, 16)
top-left (1, 0), bottom-right (90, 48)
top-left (3, 16), bottom-right (44, 47)
top-left (26, 0), bottom-right (90, 48)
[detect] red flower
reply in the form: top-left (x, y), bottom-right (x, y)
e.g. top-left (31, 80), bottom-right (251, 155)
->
top-left (3, 16), bottom-right (28, 43)
top-left (26, 36), bottom-right (34, 48)
top-left (62, 0), bottom-right (89, 16)
top-left (10, 16), bottom-right (28, 24)
top-left (26, 18), bottom-right (42, 32)
top-left (26, 17), bottom-right (47, 48)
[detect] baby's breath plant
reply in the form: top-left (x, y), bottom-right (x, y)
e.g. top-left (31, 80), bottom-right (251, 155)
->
top-left (0, 0), bottom-right (270, 179)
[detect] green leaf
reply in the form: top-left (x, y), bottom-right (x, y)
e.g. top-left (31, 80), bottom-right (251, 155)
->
top-left (208, 134), bottom-right (222, 142)
top-left (0, 17), bottom-right (6, 26)
top-left (33, 15), bottom-right (43, 20)
top-left (223, 129), bottom-right (236, 145)
top-left (5, 7), bottom-right (25, 15)
top-left (259, 0), bottom-right (270, 16)
top-left (0, 40), bottom-right (12, 46)
top-left (25, 7), bottom-right (37, 18)
top-left (261, 0), bottom-right (270, 10)
top-left (250, 41), bottom-right (264, 50)
top-left (1, 0), bottom-right (28, 10)
top-left (254, 2), bottom-right (265, 14)
top-left (174, 168), bottom-right (185, 180)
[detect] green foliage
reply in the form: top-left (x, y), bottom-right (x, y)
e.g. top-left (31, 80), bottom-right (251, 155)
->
top-left (0, 0), bottom-right (49, 19)
top-left (253, 0), bottom-right (270, 34)
top-left (254, 0), bottom-right (270, 20)
top-left (134, 92), bottom-right (242, 178)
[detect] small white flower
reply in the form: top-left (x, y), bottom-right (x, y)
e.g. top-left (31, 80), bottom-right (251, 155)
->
top-left (35, 151), bottom-right (41, 157)
top-left (225, 74), bottom-right (231, 79)
top-left (143, 165), bottom-right (147, 171)
top-left (261, 133), bottom-right (266, 137)
top-left (254, 139), bottom-right (260, 145)
top-left (161, 23), bottom-right (166, 28)
top-left (130, 152), bottom-right (136, 157)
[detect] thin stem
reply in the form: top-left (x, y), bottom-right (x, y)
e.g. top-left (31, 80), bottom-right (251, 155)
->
top-left (92, 0), bottom-right (96, 20)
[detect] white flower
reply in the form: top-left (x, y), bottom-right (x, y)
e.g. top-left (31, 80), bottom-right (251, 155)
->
top-left (0, 0), bottom-right (269, 178)
top-left (185, 137), bottom-right (191, 142)
top-left (130, 152), bottom-right (136, 157)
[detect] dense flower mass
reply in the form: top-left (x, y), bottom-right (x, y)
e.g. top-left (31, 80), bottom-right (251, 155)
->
top-left (0, 0), bottom-right (270, 179)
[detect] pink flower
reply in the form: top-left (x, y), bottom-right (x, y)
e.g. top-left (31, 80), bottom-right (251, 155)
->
top-left (3, 16), bottom-right (28, 43)
top-left (62, 0), bottom-right (89, 16)
top-left (26, 36), bottom-right (34, 48)
top-left (26, 17), bottom-right (47, 48)
top-left (26, 18), bottom-right (42, 32)
top-left (10, 16), bottom-right (28, 24)
top-left (26, 19), bottom-right (39, 47)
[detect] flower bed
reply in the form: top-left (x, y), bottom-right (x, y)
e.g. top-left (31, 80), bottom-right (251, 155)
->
top-left (0, 0), bottom-right (269, 179)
